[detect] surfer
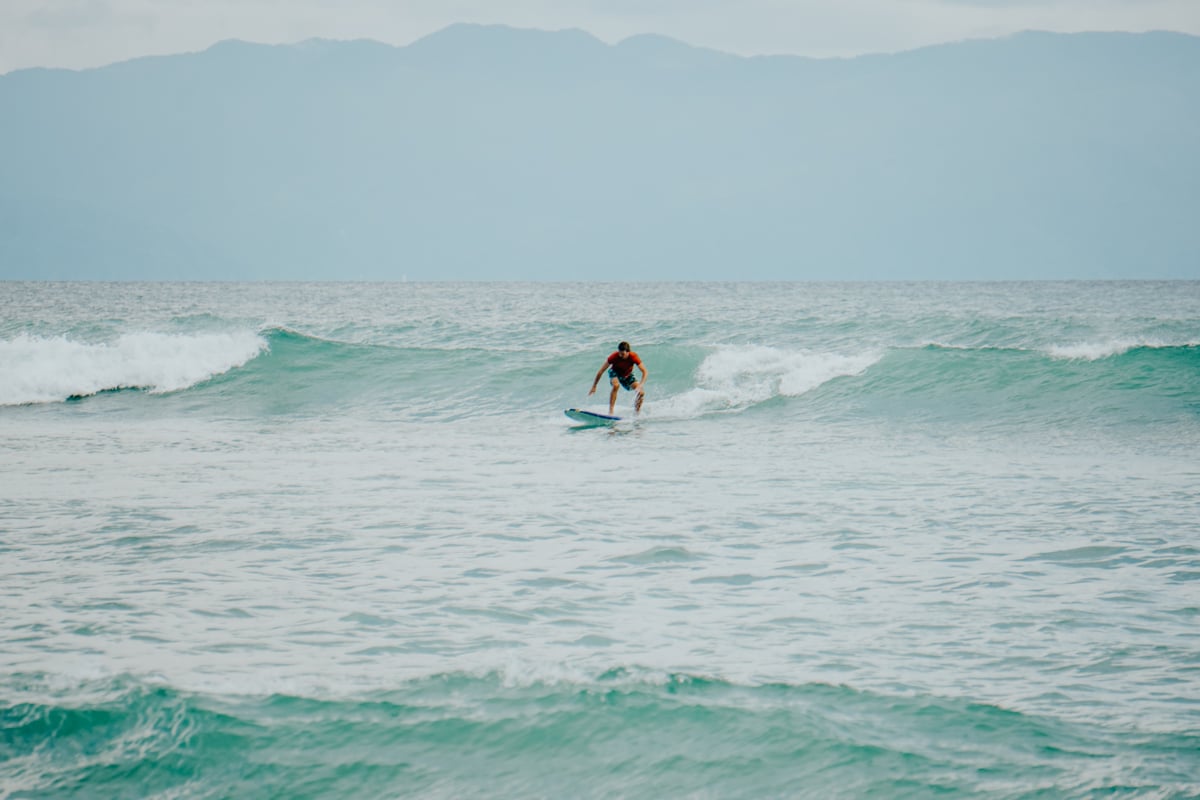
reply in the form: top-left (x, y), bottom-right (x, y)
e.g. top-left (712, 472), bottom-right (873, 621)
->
top-left (589, 341), bottom-right (647, 415)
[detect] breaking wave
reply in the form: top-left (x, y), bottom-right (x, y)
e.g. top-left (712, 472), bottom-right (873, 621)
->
top-left (0, 330), bottom-right (268, 406)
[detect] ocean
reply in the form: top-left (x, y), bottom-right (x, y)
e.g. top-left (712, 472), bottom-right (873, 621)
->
top-left (2, 280), bottom-right (1198, 798)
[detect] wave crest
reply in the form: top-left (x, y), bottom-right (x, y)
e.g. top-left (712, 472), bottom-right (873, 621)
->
top-left (0, 330), bottom-right (268, 406)
top-left (655, 345), bottom-right (881, 417)
top-left (1046, 339), bottom-right (1148, 360)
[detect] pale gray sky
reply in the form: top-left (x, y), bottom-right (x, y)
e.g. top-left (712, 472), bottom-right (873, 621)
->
top-left (2, 0), bottom-right (1198, 73)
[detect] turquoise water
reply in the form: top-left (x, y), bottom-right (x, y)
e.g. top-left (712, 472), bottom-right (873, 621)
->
top-left (2, 281), bottom-right (1199, 798)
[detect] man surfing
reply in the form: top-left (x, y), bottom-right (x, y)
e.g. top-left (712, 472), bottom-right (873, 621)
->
top-left (589, 341), bottom-right (648, 415)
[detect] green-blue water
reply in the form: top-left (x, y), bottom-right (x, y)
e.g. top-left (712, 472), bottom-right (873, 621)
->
top-left (2, 282), bottom-right (1198, 798)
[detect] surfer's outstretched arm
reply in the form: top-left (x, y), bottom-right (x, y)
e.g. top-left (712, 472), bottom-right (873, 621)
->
top-left (588, 364), bottom-right (607, 396)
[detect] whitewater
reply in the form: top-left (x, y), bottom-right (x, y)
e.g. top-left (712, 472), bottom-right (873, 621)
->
top-left (2, 281), bottom-right (1198, 798)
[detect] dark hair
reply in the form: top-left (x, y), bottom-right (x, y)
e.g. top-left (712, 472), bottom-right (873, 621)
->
top-left (618, 341), bottom-right (630, 352)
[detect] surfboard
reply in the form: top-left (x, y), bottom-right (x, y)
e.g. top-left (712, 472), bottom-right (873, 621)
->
top-left (564, 408), bottom-right (622, 425)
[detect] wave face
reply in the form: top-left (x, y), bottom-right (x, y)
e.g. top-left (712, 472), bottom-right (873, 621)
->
top-left (4, 672), bottom-right (1196, 799)
top-left (806, 341), bottom-right (1200, 426)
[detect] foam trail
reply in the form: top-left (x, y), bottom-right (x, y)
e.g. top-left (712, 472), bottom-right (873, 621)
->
top-left (656, 346), bottom-right (880, 418)
top-left (0, 331), bottom-right (267, 405)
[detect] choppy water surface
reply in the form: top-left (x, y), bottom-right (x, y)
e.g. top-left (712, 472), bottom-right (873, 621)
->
top-left (2, 282), bottom-right (1198, 798)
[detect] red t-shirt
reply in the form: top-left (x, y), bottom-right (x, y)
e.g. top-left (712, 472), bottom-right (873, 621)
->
top-left (606, 351), bottom-right (642, 378)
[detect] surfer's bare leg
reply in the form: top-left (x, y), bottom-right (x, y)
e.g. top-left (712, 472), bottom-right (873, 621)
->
top-left (635, 383), bottom-right (644, 413)
top-left (609, 378), bottom-right (620, 415)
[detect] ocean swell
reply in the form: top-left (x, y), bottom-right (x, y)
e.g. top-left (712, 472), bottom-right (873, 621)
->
top-left (3, 671), bottom-right (1196, 799)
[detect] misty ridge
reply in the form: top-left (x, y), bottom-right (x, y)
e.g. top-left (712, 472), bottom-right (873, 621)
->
top-left (1, 23), bottom-right (1197, 280)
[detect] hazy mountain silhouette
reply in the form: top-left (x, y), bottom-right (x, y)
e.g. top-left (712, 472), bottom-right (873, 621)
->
top-left (2, 24), bottom-right (1197, 279)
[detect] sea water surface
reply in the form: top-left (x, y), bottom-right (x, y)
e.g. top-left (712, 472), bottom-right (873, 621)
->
top-left (2, 281), bottom-right (1198, 798)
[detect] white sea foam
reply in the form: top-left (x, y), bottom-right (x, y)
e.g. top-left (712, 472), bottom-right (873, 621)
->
top-left (656, 345), bottom-right (880, 418)
top-left (0, 330), bottom-right (267, 405)
top-left (1046, 339), bottom-right (1152, 360)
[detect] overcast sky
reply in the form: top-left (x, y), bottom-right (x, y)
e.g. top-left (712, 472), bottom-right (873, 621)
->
top-left (2, 0), bottom-right (1198, 74)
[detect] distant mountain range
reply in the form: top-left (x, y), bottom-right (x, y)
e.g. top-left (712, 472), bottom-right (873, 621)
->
top-left (2, 24), bottom-right (1197, 280)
